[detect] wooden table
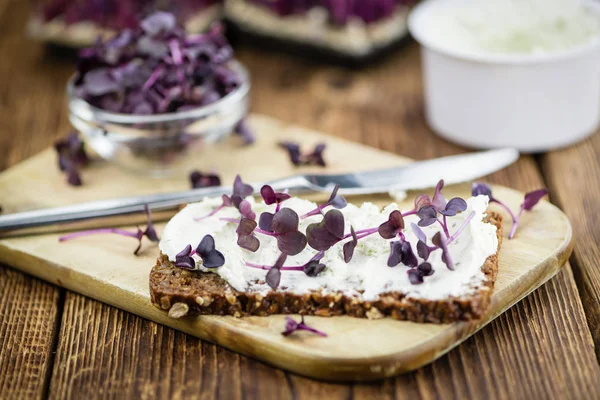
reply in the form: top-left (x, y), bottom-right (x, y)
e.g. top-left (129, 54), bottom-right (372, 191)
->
top-left (1, 1), bottom-right (600, 398)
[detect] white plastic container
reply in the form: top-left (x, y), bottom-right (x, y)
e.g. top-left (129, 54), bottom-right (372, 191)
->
top-left (408, 0), bottom-right (600, 152)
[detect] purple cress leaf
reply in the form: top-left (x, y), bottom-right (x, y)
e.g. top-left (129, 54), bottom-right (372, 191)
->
top-left (259, 212), bottom-right (274, 231)
top-left (190, 170), bottom-right (221, 189)
top-left (417, 240), bottom-right (430, 260)
top-left (472, 182), bottom-right (493, 198)
top-left (417, 262), bottom-right (434, 276)
top-left (271, 208), bottom-right (299, 234)
top-left (282, 315), bottom-right (327, 337)
top-left (234, 119), bottom-right (255, 145)
top-left (143, 205), bottom-right (160, 242)
top-left (432, 179), bottom-right (447, 210)
top-left (278, 141), bottom-right (302, 165)
top-left (261, 185), bottom-right (291, 206)
top-left (236, 218), bottom-right (260, 252)
top-left (432, 232), bottom-right (454, 270)
top-left (306, 143), bottom-right (327, 167)
top-left (327, 184), bottom-right (347, 209)
top-left (175, 244), bottom-right (195, 269)
top-left (440, 197), bottom-right (468, 217)
top-left (417, 205), bottom-right (438, 227)
top-left (266, 253), bottom-right (287, 289)
top-left (233, 175), bottom-right (253, 198)
top-left (306, 209), bottom-right (345, 251)
top-left (303, 251), bottom-right (326, 277)
top-left (407, 269), bottom-right (424, 285)
top-left (411, 223), bottom-right (427, 243)
top-left (414, 194), bottom-right (431, 210)
top-left (522, 189), bottom-right (548, 211)
top-left (196, 235), bottom-right (225, 268)
top-left (378, 210), bottom-right (405, 239)
top-left (277, 231), bottom-right (308, 256)
top-left (387, 240), bottom-right (418, 268)
top-left (343, 226), bottom-right (358, 263)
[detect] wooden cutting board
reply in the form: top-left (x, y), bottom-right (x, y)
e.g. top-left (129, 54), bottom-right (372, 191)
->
top-left (0, 114), bottom-right (573, 381)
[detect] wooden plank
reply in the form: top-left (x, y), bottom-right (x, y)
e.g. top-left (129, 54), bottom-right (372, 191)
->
top-left (540, 132), bottom-right (600, 360)
top-left (0, 266), bottom-right (61, 399)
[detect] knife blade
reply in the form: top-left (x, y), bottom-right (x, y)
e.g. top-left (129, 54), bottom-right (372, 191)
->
top-left (0, 148), bottom-right (518, 232)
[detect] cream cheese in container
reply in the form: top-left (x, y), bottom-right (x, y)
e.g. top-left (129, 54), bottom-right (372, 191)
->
top-left (408, 0), bottom-right (600, 152)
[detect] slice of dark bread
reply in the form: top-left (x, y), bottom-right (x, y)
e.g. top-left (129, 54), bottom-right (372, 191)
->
top-left (149, 212), bottom-right (502, 323)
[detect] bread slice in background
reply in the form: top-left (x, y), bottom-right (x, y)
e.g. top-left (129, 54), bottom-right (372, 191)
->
top-left (149, 212), bottom-right (502, 323)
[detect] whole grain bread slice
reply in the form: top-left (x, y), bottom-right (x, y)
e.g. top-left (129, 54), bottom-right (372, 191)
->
top-left (149, 212), bottom-right (502, 323)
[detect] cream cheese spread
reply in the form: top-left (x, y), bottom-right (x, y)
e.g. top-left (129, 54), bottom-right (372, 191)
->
top-left (159, 195), bottom-right (497, 301)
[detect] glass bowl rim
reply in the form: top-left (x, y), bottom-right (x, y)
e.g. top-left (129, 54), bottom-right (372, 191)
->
top-left (67, 59), bottom-right (250, 125)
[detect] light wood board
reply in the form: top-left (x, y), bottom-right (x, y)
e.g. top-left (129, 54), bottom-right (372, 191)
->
top-left (0, 114), bottom-right (573, 381)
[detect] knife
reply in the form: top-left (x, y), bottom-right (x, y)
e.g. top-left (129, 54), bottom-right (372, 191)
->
top-left (0, 148), bottom-right (518, 232)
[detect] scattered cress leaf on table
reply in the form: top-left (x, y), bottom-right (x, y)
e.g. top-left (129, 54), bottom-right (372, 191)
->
top-left (190, 170), bottom-right (221, 189)
top-left (278, 141), bottom-right (328, 167)
top-left (282, 316), bottom-right (327, 337)
top-left (523, 188), bottom-right (549, 210)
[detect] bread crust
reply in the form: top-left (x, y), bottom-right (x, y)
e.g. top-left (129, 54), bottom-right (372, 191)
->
top-left (149, 212), bottom-right (502, 323)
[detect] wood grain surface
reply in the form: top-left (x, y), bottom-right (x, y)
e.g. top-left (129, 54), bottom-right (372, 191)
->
top-left (0, 0), bottom-right (599, 398)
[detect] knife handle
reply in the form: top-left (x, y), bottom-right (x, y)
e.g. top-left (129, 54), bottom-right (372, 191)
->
top-left (0, 186), bottom-right (231, 231)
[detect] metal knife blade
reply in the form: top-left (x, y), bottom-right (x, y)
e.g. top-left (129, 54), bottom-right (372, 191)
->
top-left (0, 148), bottom-right (519, 232)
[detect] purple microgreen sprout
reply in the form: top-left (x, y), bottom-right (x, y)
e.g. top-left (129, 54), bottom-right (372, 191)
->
top-left (278, 141), bottom-right (327, 167)
top-left (266, 253), bottom-right (287, 289)
top-left (54, 132), bottom-right (90, 186)
top-left (439, 197), bottom-right (468, 217)
top-left (58, 204), bottom-right (158, 255)
top-left (260, 208), bottom-right (307, 255)
top-left (236, 218), bottom-right (260, 252)
top-left (174, 235), bottom-right (225, 269)
top-left (378, 210), bottom-right (405, 239)
top-left (258, 212), bottom-right (275, 232)
top-left (196, 175), bottom-right (254, 221)
top-left (417, 205), bottom-right (438, 227)
top-left (306, 209), bottom-right (345, 251)
top-left (343, 226), bottom-right (358, 263)
top-left (196, 235), bottom-right (225, 268)
top-left (175, 244), bottom-right (195, 269)
top-left (244, 250), bottom-right (326, 277)
top-left (472, 183), bottom-right (548, 239)
top-left (301, 185), bottom-right (347, 219)
top-left (407, 262), bottom-right (434, 285)
top-left (143, 205), bottom-right (160, 243)
top-left (432, 232), bottom-right (454, 271)
top-left (282, 316), bottom-right (327, 337)
top-left (190, 170), bottom-right (221, 189)
top-left (234, 119), bottom-right (256, 145)
top-left (260, 184), bottom-right (291, 212)
top-left (74, 13), bottom-right (240, 116)
top-left (303, 251), bottom-right (327, 277)
top-left (387, 239), bottom-right (418, 268)
top-left (431, 179), bottom-right (447, 210)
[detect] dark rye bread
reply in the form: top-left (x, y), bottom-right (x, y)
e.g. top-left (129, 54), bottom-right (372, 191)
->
top-left (149, 212), bottom-right (502, 323)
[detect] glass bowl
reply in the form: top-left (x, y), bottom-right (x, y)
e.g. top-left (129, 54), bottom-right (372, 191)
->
top-left (67, 60), bottom-right (250, 176)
